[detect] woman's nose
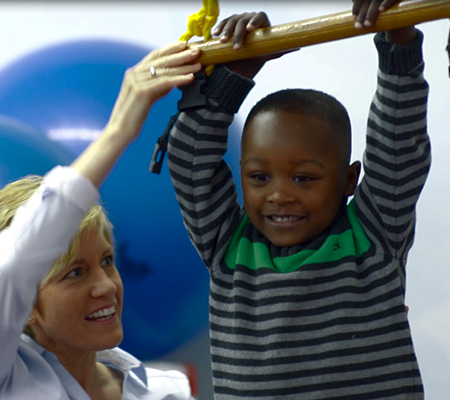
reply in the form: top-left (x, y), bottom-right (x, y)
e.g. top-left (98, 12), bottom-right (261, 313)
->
top-left (90, 268), bottom-right (117, 298)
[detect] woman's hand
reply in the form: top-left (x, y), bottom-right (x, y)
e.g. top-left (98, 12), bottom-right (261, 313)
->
top-left (71, 41), bottom-right (201, 187)
top-left (107, 41), bottom-right (201, 141)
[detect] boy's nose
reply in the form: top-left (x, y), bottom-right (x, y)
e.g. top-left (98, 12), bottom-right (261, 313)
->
top-left (267, 183), bottom-right (296, 204)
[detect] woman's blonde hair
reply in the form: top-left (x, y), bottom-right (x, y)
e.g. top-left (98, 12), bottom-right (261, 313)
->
top-left (0, 174), bottom-right (114, 337)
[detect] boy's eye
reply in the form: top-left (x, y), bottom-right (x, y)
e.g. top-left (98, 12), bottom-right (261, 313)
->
top-left (294, 175), bottom-right (313, 183)
top-left (249, 173), bottom-right (269, 182)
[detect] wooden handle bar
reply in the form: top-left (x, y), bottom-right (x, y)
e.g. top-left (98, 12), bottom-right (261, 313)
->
top-left (188, 0), bottom-right (450, 66)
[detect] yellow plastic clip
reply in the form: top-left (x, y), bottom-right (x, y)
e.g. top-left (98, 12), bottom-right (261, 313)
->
top-left (179, 0), bottom-right (219, 75)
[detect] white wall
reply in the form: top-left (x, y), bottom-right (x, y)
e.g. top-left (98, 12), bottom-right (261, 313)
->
top-left (0, 2), bottom-right (448, 398)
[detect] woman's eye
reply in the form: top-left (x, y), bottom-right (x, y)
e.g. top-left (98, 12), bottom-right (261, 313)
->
top-left (64, 268), bottom-right (80, 279)
top-left (101, 255), bottom-right (114, 267)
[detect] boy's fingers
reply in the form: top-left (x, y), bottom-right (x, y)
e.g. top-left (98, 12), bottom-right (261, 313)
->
top-left (352, 0), bottom-right (365, 18)
top-left (353, 0), bottom-right (370, 28)
top-left (218, 14), bottom-right (240, 41)
top-left (248, 11), bottom-right (270, 30)
top-left (379, 0), bottom-right (399, 12)
top-left (213, 18), bottom-right (228, 36)
top-left (215, 16), bottom-right (237, 38)
top-left (365, 0), bottom-right (399, 25)
top-left (364, 1), bottom-right (383, 26)
top-left (219, 12), bottom-right (267, 46)
top-left (352, 0), bottom-right (399, 27)
top-left (233, 16), bottom-right (254, 48)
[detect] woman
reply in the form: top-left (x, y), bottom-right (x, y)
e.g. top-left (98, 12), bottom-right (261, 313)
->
top-left (0, 41), bottom-right (201, 400)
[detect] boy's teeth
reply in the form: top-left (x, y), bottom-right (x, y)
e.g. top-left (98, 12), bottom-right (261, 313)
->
top-left (272, 216), bottom-right (297, 222)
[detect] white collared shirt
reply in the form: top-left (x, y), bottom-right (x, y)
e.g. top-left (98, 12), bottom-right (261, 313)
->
top-left (0, 166), bottom-right (194, 400)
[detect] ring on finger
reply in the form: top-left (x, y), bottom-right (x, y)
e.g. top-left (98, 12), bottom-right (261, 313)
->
top-left (149, 66), bottom-right (156, 77)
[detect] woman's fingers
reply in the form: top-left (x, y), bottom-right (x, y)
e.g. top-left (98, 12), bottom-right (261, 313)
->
top-left (106, 42), bottom-right (201, 140)
top-left (132, 63), bottom-right (202, 83)
top-left (141, 41), bottom-right (190, 64)
top-left (126, 43), bottom-right (201, 95)
top-left (147, 63), bottom-right (202, 79)
top-left (135, 46), bottom-right (200, 75)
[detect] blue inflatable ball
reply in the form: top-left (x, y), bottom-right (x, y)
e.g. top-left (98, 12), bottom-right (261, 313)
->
top-left (0, 116), bottom-right (73, 188)
top-left (0, 39), bottom-right (243, 360)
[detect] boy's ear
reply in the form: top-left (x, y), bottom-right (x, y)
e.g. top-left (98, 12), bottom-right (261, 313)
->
top-left (344, 161), bottom-right (361, 197)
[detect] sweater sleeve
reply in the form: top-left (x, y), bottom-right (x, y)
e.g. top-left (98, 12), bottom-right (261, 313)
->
top-left (355, 30), bottom-right (430, 274)
top-left (0, 166), bottom-right (99, 385)
top-left (167, 66), bottom-right (254, 269)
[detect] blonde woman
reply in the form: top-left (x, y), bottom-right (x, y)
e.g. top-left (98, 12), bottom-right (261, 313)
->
top-left (0, 41), bottom-right (200, 400)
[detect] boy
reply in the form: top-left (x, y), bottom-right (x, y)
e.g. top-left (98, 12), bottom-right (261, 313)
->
top-left (167, 8), bottom-right (429, 400)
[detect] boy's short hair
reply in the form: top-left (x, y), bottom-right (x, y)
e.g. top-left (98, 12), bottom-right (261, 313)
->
top-left (0, 174), bottom-right (114, 337)
top-left (243, 88), bottom-right (352, 164)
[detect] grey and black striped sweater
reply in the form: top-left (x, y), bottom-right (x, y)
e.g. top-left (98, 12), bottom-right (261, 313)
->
top-left (168, 31), bottom-right (430, 400)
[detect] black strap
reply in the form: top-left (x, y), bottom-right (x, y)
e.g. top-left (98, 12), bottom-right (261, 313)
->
top-left (149, 70), bottom-right (208, 174)
top-left (447, 27), bottom-right (450, 77)
top-left (177, 70), bottom-right (207, 111)
top-left (148, 112), bottom-right (180, 174)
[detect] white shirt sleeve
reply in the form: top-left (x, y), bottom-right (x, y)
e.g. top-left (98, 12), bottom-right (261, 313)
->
top-left (0, 166), bottom-right (99, 385)
top-left (144, 368), bottom-right (195, 400)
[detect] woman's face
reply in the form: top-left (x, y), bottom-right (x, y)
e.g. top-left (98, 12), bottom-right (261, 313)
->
top-left (31, 227), bottom-right (124, 355)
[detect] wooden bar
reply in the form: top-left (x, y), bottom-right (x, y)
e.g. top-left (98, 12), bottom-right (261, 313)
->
top-left (188, 0), bottom-right (450, 66)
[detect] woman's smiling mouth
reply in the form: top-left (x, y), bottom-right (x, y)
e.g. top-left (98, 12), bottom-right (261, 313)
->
top-left (85, 305), bottom-right (116, 322)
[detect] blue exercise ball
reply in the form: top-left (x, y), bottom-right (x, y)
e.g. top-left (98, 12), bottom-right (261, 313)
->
top-left (0, 39), bottom-right (242, 360)
top-left (0, 115), bottom-right (73, 188)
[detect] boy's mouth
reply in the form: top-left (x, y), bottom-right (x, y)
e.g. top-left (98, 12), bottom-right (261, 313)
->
top-left (266, 215), bottom-right (303, 223)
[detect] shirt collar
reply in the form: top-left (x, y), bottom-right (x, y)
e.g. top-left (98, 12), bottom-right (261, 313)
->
top-left (97, 347), bottom-right (148, 386)
top-left (21, 334), bottom-right (148, 387)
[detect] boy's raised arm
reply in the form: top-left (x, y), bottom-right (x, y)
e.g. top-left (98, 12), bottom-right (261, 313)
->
top-left (167, 12), bottom-right (279, 267)
top-left (355, 24), bottom-right (430, 270)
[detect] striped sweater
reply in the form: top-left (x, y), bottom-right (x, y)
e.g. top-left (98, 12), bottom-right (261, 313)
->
top-left (168, 31), bottom-right (430, 400)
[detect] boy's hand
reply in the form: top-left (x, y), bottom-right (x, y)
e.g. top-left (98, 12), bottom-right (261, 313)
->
top-left (352, 1), bottom-right (416, 45)
top-left (214, 12), bottom-right (270, 51)
top-left (213, 12), bottom-right (285, 79)
top-left (352, 0), bottom-right (399, 29)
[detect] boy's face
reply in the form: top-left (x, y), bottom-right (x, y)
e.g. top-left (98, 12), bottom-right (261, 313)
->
top-left (240, 110), bottom-right (359, 247)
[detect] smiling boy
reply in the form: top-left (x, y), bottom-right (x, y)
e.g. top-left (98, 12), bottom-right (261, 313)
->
top-left (167, 12), bottom-right (430, 400)
top-left (240, 90), bottom-right (360, 248)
